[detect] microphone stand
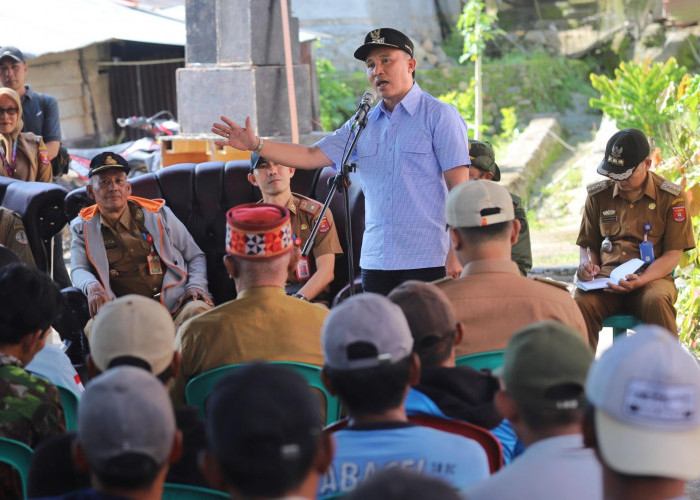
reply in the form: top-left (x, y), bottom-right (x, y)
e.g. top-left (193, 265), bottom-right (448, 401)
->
top-left (302, 116), bottom-right (369, 299)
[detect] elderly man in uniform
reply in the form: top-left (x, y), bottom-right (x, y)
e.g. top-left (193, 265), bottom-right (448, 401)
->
top-left (0, 46), bottom-right (61, 161)
top-left (214, 27), bottom-right (469, 295)
top-left (170, 203), bottom-right (328, 407)
top-left (468, 139), bottom-right (532, 276)
top-left (70, 152), bottom-right (213, 331)
top-left (437, 179), bottom-right (587, 356)
top-left (248, 153), bottom-right (342, 304)
top-left (575, 129), bottom-right (695, 348)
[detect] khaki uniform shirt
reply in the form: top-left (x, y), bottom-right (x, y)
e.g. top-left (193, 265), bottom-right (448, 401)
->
top-left (171, 286), bottom-right (328, 407)
top-left (436, 260), bottom-right (587, 357)
top-left (284, 193), bottom-right (343, 286)
top-left (0, 207), bottom-right (34, 266)
top-left (577, 172), bottom-right (695, 277)
top-left (0, 133), bottom-right (51, 183)
top-left (101, 202), bottom-right (164, 298)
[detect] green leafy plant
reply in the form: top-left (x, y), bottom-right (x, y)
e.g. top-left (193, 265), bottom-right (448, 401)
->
top-left (316, 58), bottom-right (357, 131)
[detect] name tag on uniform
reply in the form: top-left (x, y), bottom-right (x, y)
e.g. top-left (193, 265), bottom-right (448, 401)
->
top-left (147, 253), bottom-right (163, 275)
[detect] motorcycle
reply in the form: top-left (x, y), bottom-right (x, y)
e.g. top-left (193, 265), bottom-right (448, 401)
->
top-left (66, 110), bottom-right (179, 183)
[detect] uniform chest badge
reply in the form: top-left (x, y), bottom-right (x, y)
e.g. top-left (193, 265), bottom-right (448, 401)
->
top-left (602, 210), bottom-right (616, 216)
top-left (319, 217), bottom-right (330, 233)
top-left (300, 224), bottom-right (308, 230)
top-left (673, 206), bottom-right (687, 222)
top-left (135, 209), bottom-right (144, 221)
top-left (648, 203), bottom-right (656, 210)
top-left (15, 230), bottom-right (28, 245)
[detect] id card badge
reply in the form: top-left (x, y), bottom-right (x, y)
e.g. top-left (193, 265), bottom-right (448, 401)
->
top-left (296, 256), bottom-right (311, 281)
top-left (147, 253), bottom-right (163, 275)
top-left (639, 241), bottom-right (655, 263)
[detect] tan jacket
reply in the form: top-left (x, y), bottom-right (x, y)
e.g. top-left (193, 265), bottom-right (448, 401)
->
top-left (437, 260), bottom-right (588, 357)
top-left (0, 132), bottom-right (51, 183)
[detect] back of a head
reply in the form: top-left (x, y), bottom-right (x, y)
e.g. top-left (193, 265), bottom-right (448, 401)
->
top-left (77, 366), bottom-right (176, 490)
top-left (388, 280), bottom-right (457, 367)
top-left (90, 294), bottom-right (176, 378)
top-left (345, 468), bottom-right (461, 500)
top-left (586, 325), bottom-right (700, 481)
top-left (205, 363), bottom-right (322, 497)
top-left (0, 245), bottom-right (19, 269)
top-left (322, 293), bottom-right (415, 415)
top-left (502, 320), bottom-right (593, 431)
top-left (446, 179), bottom-right (514, 245)
top-left (0, 264), bottom-right (62, 345)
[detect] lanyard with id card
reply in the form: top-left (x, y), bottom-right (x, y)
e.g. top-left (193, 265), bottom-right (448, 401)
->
top-left (142, 233), bottom-right (163, 275)
top-left (639, 222), bottom-right (655, 263)
top-left (293, 233), bottom-right (310, 281)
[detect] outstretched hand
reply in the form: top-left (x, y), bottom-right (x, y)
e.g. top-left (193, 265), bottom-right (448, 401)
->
top-left (212, 116), bottom-right (258, 151)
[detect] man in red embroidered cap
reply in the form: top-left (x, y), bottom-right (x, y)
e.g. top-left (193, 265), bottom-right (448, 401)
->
top-left (170, 203), bottom-right (328, 407)
top-left (575, 129), bottom-right (695, 348)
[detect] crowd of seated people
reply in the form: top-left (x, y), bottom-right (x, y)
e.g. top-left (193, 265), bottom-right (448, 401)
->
top-left (0, 45), bottom-right (697, 497)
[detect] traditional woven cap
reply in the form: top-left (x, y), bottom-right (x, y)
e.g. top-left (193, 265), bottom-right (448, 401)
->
top-left (88, 152), bottom-right (130, 178)
top-left (353, 28), bottom-right (414, 61)
top-left (388, 280), bottom-right (456, 352)
top-left (597, 128), bottom-right (650, 181)
top-left (0, 46), bottom-right (25, 63)
top-left (586, 325), bottom-right (700, 480)
top-left (502, 320), bottom-right (593, 412)
top-left (78, 366), bottom-right (175, 471)
top-left (322, 293), bottom-right (413, 370)
top-left (226, 203), bottom-right (293, 259)
top-left (446, 179), bottom-right (514, 228)
top-left (206, 363), bottom-right (322, 482)
top-left (90, 295), bottom-right (176, 375)
top-left (468, 139), bottom-right (500, 181)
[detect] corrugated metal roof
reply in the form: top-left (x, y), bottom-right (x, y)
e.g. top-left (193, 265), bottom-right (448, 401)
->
top-left (0, 0), bottom-right (185, 57)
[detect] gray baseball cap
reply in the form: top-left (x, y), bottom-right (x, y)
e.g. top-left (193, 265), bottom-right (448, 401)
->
top-left (322, 293), bottom-right (414, 370)
top-left (77, 366), bottom-right (176, 472)
top-left (446, 179), bottom-right (514, 228)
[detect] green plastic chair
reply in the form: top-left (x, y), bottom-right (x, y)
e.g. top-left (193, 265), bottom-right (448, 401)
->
top-left (186, 361), bottom-right (342, 424)
top-left (163, 482), bottom-right (229, 499)
top-left (455, 350), bottom-right (505, 371)
top-left (56, 385), bottom-right (79, 431)
top-left (602, 314), bottom-right (643, 342)
top-left (0, 437), bottom-right (33, 498)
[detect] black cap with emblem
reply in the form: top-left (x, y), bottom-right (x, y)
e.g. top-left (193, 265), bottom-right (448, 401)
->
top-left (354, 28), bottom-right (414, 61)
top-left (88, 152), bottom-right (131, 178)
top-left (597, 129), bottom-right (650, 181)
top-left (468, 139), bottom-right (501, 182)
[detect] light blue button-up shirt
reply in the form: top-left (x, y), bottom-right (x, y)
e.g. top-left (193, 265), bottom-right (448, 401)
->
top-left (317, 83), bottom-right (469, 270)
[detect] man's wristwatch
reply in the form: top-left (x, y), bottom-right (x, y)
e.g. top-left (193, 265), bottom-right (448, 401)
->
top-left (291, 293), bottom-right (308, 301)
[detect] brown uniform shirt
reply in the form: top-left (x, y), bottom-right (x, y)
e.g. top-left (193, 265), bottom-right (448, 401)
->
top-left (101, 202), bottom-right (164, 298)
top-left (436, 260), bottom-right (588, 356)
top-left (577, 172), bottom-right (695, 277)
top-left (0, 133), bottom-right (51, 183)
top-left (0, 207), bottom-right (34, 266)
top-left (171, 286), bottom-right (328, 407)
top-left (281, 194), bottom-right (342, 286)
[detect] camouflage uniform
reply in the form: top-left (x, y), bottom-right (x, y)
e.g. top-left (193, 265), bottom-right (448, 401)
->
top-left (0, 351), bottom-right (65, 497)
top-left (511, 193), bottom-right (532, 276)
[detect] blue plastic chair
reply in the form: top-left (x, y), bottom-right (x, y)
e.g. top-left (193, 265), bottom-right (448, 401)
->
top-left (602, 314), bottom-right (643, 342)
top-left (0, 437), bottom-right (33, 498)
top-left (455, 350), bottom-right (505, 371)
top-left (56, 385), bottom-right (79, 431)
top-left (163, 482), bottom-right (228, 499)
top-left (186, 361), bottom-right (342, 424)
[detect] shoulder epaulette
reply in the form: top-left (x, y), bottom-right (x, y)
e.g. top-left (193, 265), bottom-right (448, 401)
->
top-left (586, 180), bottom-right (611, 195)
top-left (431, 276), bottom-right (453, 286)
top-left (298, 197), bottom-right (322, 216)
top-left (659, 180), bottom-right (682, 196)
top-left (532, 276), bottom-right (570, 291)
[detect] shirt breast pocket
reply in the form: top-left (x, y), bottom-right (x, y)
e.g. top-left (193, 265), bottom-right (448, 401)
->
top-left (357, 140), bottom-right (378, 160)
top-left (599, 218), bottom-right (621, 238)
top-left (400, 135), bottom-right (433, 156)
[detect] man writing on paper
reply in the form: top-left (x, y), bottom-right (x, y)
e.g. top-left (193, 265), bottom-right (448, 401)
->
top-left (214, 28), bottom-right (469, 295)
top-left (575, 129), bottom-right (695, 348)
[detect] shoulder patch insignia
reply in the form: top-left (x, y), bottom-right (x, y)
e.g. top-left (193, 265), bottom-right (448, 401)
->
top-left (40, 151), bottom-right (50, 164)
top-left (15, 229), bottom-right (28, 245)
top-left (587, 180), bottom-right (610, 195)
top-left (671, 197), bottom-right (684, 205)
top-left (299, 199), bottom-right (321, 215)
top-left (660, 181), bottom-right (681, 196)
top-left (319, 217), bottom-right (331, 233)
top-left (532, 276), bottom-right (570, 291)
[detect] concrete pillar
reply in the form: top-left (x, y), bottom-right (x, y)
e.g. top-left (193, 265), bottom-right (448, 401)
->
top-left (177, 0), bottom-right (312, 137)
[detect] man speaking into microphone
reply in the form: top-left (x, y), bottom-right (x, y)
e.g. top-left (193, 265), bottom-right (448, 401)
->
top-left (213, 28), bottom-right (469, 295)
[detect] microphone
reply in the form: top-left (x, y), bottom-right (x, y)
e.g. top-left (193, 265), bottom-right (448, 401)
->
top-left (352, 89), bottom-right (377, 128)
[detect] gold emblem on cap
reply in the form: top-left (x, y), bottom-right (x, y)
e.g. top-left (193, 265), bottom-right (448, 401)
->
top-left (104, 155), bottom-right (117, 165)
top-left (649, 202), bottom-right (656, 210)
top-left (608, 144), bottom-right (625, 166)
top-left (370, 29), bottom-right (381, 41)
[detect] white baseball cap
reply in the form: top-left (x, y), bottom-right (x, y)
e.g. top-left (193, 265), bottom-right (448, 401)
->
top-left (445, 179), bottom-right (514, 228)
top-left (585, 325), bottom-right (700, 480)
